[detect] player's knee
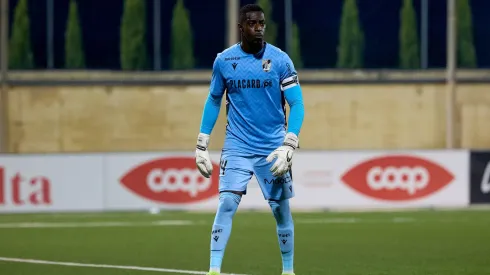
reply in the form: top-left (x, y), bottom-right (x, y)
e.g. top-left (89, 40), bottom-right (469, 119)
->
top-left (229, 190), bottom-right (245, 196)
top-left (218, 191), bottom-right (241, 214)
top-left (268, 199), bottom-right (280, 217)
top-left (268, 199), bottom-right (292, 226)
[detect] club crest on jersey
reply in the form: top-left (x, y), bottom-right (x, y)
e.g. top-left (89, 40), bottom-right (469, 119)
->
top-left (262, 59), bottom-right (272, 72)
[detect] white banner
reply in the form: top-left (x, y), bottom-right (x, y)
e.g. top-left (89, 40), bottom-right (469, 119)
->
top-left (104, 152), bottom-right (221, 211)
top-left (287, 150), bottom-right (469, 210)
top-left (0, 155), bottom-right (104, 213)
top-left (103, 150), bottom-right (469, 211)
top-left (0, 150), bottom-right (470, 213)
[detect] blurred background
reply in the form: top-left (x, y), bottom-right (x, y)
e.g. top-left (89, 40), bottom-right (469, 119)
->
top-left (0, 0), bottom-right (489, 153)
top-left (0, 1), bottom-right (490, 275)
top-left (3, 0), bottom-right (490, 70)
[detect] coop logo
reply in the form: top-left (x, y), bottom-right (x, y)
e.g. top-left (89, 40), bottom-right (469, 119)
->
top-left (0, 167), bottom-right (52, 206)
top-left (120, 157), bottom-right (219, 203)
top-left (341, 155), bottom-right (453, 201)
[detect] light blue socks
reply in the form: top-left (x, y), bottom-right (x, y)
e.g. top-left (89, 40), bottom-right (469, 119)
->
top-left (209, 193), bottom-right (294, 274)
top-left (269, 199), bottom-right (294, 274)
top-left (209, 192), bottom-right (241, 273)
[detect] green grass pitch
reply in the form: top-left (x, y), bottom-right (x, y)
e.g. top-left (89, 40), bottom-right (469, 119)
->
top-left (0, 209), bottom-right (489, 275)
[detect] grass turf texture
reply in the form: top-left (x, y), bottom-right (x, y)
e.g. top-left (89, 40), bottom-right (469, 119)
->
top-left (0, 209), bottom-right (488, 275)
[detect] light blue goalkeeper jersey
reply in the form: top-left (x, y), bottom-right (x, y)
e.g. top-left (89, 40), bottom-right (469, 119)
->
top-left (200, 42), bottom-right (303, 156)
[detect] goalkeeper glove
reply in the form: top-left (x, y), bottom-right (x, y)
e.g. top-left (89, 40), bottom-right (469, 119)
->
top-left (266, 132), bottom-right (299, 177)
top-left (195, 133), bottom-right (213, 178)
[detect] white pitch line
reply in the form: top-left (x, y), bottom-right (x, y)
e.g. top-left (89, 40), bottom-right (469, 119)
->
top-left (295, 217), bottom-right (417, 224)
top-left (295, 217), bottom-right (484, 224)
top-left (297, 218), bottom-right (360, 224)
top-left (392, 217), bottom-right (416, 223)
top-left (0, 220), bottom-right (195, 229)
top-left (0, 257), bottom-right (248, 275)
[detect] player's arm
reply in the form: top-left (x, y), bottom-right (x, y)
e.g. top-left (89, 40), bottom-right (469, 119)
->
top-left (267, 55), bottom-right (305, 177)
top-left (196, 56), bottom-right (226, 178)
top-left (282, 75), bottom-right (304, 138)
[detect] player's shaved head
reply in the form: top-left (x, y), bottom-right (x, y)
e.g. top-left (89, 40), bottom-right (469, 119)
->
top-left (238, 4), bottom-right (265, 54)
top-left (239, 4), bottom-right (264, 24)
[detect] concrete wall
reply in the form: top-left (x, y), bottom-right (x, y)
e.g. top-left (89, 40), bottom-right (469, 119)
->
top-left (6, 83), bottom-right (490, 153)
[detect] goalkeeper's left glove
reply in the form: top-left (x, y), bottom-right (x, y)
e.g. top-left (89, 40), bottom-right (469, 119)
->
top-left (266, 132), bottom-right (299, 177)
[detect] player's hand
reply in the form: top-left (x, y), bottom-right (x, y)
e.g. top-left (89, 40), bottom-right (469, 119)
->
top-left (195, 133), bottom-right (213, 178)
top-left (266, 132), bottom-right (299, 177)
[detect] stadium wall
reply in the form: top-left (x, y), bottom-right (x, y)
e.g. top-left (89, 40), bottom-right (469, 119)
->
top-left (5, 83), bottom-right (490, 153)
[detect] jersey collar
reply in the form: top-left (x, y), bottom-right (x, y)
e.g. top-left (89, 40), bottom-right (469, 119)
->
top-left (237, 42), bottom-right (267, 59)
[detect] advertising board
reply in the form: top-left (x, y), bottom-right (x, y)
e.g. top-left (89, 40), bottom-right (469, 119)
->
top-left (469, 151), bottom-right (490, 204)
top-left (103, 151), bottom-right (469, 211)
top-left (0, 155), bottom-right (104, 213)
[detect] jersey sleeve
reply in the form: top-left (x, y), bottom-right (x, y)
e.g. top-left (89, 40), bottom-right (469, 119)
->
top-left (280, 52), bottom-right (304, 137)
top-left (279, 53), bottom-right (299, 91)
top-left (199, 56), bottom-right (225, 135)
top-left (209, 55), bottom-right (226, 98)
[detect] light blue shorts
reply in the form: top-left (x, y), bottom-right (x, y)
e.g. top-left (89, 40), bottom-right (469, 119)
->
top-left (218, 151), bottom-right (295, 200)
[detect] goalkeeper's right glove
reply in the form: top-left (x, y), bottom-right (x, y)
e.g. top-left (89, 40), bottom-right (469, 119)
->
top-left (195, 133), bottom-right (213, 178)
top-left (266, 132), bottom-right (299, 177)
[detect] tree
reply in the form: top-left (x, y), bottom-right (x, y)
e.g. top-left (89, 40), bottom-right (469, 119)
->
top-left (399, 0), bottom-right (420, 69)
top-left (170, 0), bottom-right (195, 69)
top-left (457, 0), bottom-right (477, 68)
top-left (290, 22), bottom-right (303, 69)
top-left (256, 0), bottom-right (277, 45)
top-left (120, 0), bottom-right (148, 70)
top-left (9, 0), bottom-right (34, 69)
top-left (65, 0), bottom-right (85, 69)
top-left (336, 0), bottom-right (364, 68)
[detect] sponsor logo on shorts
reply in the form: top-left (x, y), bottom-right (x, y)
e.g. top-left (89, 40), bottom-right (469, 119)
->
top-left (264, 177), bottom-right (290, 185)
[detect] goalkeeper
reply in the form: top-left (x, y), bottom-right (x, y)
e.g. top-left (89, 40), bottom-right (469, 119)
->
top-left (195, 4), bottom-right (305, 275)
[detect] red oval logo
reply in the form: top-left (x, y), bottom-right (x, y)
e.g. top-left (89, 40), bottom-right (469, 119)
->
top-left (120, 157), bottom-right (219, 203)
top-left (341, 155), bottom-right (454, 201)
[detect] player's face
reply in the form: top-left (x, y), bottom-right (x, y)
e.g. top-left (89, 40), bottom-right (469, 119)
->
top-left (240, 11), bottom-right (266, 44)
